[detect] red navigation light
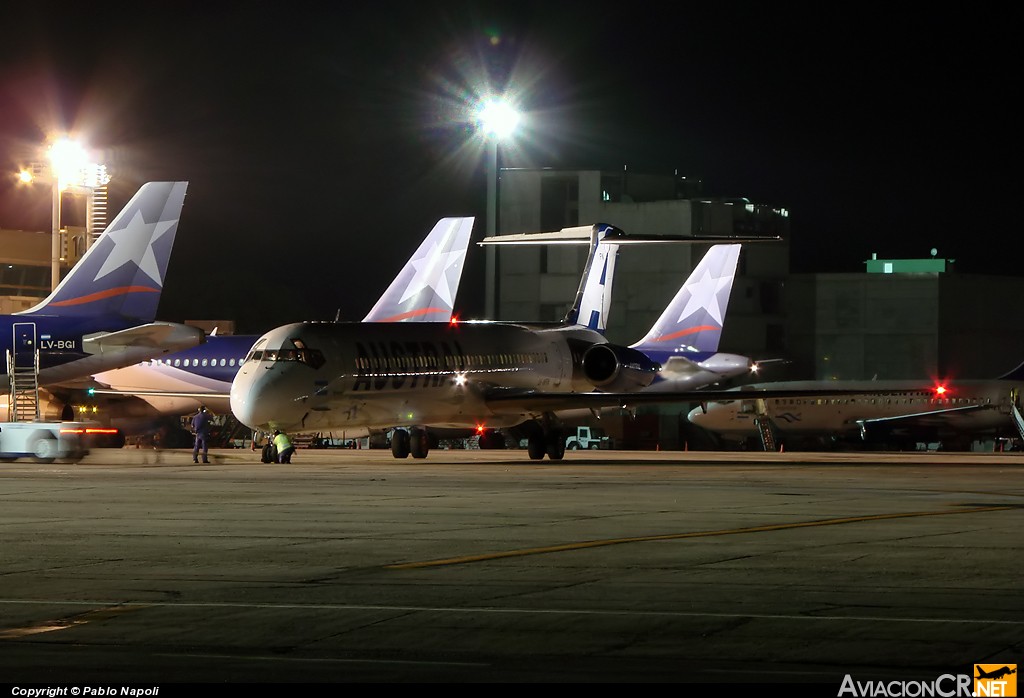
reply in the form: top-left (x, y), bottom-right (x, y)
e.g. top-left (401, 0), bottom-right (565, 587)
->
top-left (934, 384), bottom-right (948, 396)
top-left (450, 315), bottom-right (460, 326)
top-left (475, 423), bottom-right (485, 434)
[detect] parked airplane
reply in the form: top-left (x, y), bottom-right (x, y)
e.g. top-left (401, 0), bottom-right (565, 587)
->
top-left (84, 217), bottom-right (476, 421)
top-left (686, 366), bottom-right (1024, 450)
top-left (228, 238), bottom-right (777, 460)
top-left (1, 181), bottom-right (203, 420)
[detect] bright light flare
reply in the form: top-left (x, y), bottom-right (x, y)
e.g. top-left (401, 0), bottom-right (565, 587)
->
top-left (453, 372), bottom-right (468, 386)
top-left (48, 137), bottom-right (88, 189)
top-left (46, 136), bottom-right (109, 190)
top-left (17, 169), bottom-right (33, 184)
top-left (475, 98), bottom-right (521, 140)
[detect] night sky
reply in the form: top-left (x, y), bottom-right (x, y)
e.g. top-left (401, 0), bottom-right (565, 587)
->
top-left (1, 4), bottom-right (1018, 334)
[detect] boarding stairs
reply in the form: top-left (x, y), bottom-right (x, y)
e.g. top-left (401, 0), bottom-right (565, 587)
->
top-left (1011, 403), bottom-right (1024, 442)
top-left (751, 398), bottom-right (779, 451)
top-left (6, 349), bottom-right (41, 422)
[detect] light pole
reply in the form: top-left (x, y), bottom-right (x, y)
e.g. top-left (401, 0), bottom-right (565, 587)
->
top-left (21, 137), bottom-right (110, 291)
top-left (475, 98), bottom-right (520, 319)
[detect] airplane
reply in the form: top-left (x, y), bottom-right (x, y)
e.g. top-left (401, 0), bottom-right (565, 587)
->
top-left (228, 235), bottom-right (786, 461)
top-left (1, 181), bottom-right (203, 420)
top-left (685, 364), bottom-right (1024, 451)
top-left (976, 666), bottom-right (1017, 680)
top-left (83, 217), bottom-right (476, 423)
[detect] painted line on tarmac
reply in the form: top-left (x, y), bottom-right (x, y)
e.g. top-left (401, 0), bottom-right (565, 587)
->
top-left (0, 604), bottom-right (149, 639)
top-left (385, 505), bottom-right (1014, 569)
top-left (0, 598), bottom-right (1022, 626)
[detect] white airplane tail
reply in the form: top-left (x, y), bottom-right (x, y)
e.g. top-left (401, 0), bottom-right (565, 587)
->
top-left (562, 224), bottom-right (621, 332)
top-left (630, 244), bottom-right (742, 354)
top-left (363, 217), bottom-right (474, 322)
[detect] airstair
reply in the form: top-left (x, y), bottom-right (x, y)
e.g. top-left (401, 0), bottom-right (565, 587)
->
top-left (1011, 388), bottom-right (1024, 441)
top-left (751, 398), bottom-right (779, 451)
top-left (6, 349), bottom-right (41, 422)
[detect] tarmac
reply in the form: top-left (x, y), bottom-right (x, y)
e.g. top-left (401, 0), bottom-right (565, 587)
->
top-left (1, 446), bottom-right (1022, 684)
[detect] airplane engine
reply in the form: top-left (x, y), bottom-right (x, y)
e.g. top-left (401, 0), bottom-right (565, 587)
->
top-left (581, 344), bottom-right (660, 392)
top-left (0, 389), bottom-right (67, 422)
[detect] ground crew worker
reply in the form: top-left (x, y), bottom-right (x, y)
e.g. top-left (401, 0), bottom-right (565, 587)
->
top-left (191, 405), bottom-right (213, 463)
top-left (273, 429), bottom-right (295, 464)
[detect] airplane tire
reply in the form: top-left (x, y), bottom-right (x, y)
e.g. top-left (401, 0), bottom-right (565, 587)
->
top-left (527, 434), bottom-right (546, 460)
top-left (410, 428), bottom-right (429, 459)
top-left (391, 429), bottom-right (410, 459)
top-left (546, 432), bottom-right (566, 461)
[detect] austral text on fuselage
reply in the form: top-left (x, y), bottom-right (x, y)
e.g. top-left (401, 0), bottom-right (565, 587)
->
top-left (352, 340), bottom-right (467, 391)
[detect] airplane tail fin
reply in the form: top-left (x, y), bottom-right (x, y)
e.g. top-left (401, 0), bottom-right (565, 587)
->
top-left (363, 217), bottom-right (474, 322)
top-left (629, 244), bottom-right (742, 354)
top-left (17, 181), bottom-right (188, 324)
top-left (562, 224), bottom-right (621, 332)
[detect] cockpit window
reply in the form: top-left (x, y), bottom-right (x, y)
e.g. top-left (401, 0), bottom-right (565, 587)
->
top-left (244, 339), bottom-right (268, 363)
top-left (252, 337), bottom-right (325, 369)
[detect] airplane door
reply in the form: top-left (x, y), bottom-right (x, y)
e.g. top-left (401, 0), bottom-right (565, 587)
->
top-left (11, 323), bottom-right (37, 369)
top-left (548, 337), bottom-right (568, 388)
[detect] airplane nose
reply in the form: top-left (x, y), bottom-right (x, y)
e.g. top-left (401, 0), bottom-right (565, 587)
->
top-left (230, 367), bottom-right (277, 430)
top-left (687, 404), bottom-right (708, 425)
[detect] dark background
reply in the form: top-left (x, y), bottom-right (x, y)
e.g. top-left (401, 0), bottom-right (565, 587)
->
top-left (1, 3), bottom-right (1019, 333)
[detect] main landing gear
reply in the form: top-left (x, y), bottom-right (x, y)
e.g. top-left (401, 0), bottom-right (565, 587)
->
top-left (391, 427), bottom-right (430, 459)
top-left (521, 418), bottom-right (565, 461)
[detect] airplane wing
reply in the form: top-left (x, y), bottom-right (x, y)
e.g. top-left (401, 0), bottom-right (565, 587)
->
top-left (38, 322), bottom-right (205, 388)
top-left (88, 388), bottom-right (231, 400)
top-left (854, 403), bottom-right (996, 428)
top-left (481, 385), bottom-right (905, 416)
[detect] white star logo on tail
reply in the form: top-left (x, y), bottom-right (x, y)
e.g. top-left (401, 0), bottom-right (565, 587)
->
top-left (399, 241), bottom-right (467, 307)
top-left (93, 211), bottom-right (178, 286)
top-left (676, 267), bottom-right (734, 326)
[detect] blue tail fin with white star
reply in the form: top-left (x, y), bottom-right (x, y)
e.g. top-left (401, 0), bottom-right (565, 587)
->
top-left (629, 244), bottom-right (742, 354)
top-left (17, 181), bottom-right (188, 323)
top-left (362, 217), bottom-right (474, 322)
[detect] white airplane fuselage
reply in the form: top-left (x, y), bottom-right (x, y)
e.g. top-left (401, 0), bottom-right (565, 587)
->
top-left (230, 321), bottom-right (606, 434)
